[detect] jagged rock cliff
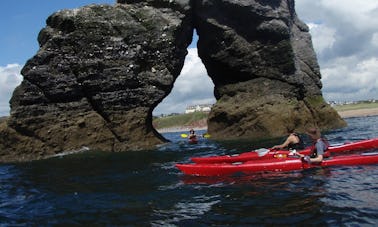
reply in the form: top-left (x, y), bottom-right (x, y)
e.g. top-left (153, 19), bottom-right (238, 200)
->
top-left (193, 0), bottom-right (346, 138)
top-left (0, 2), bottom-right (194, 161)
top-left (0, 0), bottom-right (345, 162)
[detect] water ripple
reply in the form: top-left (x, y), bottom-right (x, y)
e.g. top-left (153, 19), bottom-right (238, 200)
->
top-left (0, 116), bottom-right (377, 225)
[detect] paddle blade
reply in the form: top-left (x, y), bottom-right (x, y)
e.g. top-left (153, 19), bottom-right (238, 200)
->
top-left (203, 133), bottom-right (211, 138)
top-left (181, 134), bottom-right (188, 138)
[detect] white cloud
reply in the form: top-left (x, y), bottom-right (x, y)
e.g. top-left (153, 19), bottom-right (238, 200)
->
top-left (321, 57), bottom-right (378, 100)
top-left (319, 0), bottom-right (378, 28)
top-left (307, 23), bottom-right (336, 56)
top-left (153, 48), bottom-right (215, 115)
top-left (0, 64), bottom-right (23, 116)
top-left (372, 33), bottom-right (378, 47)
top-left (296, 0), bottom-right (378, 102)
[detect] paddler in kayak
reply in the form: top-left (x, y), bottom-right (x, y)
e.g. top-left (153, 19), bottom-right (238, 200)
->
top-left (298, 127), bottom-right (329, 163)
top-left (188, 129), bottom-right (198, 143)
top-left (272, 128), bottom-right (305, 151)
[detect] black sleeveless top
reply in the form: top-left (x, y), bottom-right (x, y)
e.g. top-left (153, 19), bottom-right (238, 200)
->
top-left (287, 133), bottom-right (305, 150)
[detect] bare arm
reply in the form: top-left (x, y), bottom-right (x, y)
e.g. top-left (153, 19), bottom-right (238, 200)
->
top-left (298, 154), bottom-right (323, 163)
top-left (310, 154), bottom-right (323, 163)
top-left (272, 135), bottom-right (296, 149)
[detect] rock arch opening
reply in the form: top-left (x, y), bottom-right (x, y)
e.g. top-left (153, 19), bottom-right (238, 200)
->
top-left (152, 30), bottom-right (216, 136)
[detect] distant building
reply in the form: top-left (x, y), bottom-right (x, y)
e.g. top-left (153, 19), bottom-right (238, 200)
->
top-left (327, 99), bottom-right (377, 106)
top-left (185, 104), bottom-right (213, 114)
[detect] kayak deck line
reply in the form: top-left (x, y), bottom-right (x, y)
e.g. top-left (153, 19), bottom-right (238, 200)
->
top-left (361, 152), bottom-right (378, 156)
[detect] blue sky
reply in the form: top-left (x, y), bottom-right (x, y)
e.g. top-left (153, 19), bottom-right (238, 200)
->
top-left (0, 0), bottom-right (114, 66)
top-left (1, 0), bottom-right (378, 116)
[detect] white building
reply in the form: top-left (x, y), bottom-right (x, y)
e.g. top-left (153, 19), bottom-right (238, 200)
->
top-left (185, 104), bottom-right (212, 114)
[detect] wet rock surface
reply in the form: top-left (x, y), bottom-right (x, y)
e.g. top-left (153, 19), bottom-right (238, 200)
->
top-left (193, 0), bottom-right (346, 139)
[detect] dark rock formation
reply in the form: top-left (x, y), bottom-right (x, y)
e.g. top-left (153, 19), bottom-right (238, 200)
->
top-left (0, 0), bottom-right (346, 162)
top-left (193, 0), bottom-right (346, 139)
top-left (0, 2), bottom-right (193, 161)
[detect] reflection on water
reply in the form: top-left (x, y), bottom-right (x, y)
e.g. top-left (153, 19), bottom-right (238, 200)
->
top-left (0, 116), bottom-right (377, 225)
top-left (152, 195), bottom-right (221, 226)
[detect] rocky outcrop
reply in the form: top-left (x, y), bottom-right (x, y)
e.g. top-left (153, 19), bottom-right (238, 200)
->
top-left (0, 0), bottom-right (345, 162)
top-left (0, 2), bottom-right (194, 162)
top-left (193, 0), bottom-right (346, 138)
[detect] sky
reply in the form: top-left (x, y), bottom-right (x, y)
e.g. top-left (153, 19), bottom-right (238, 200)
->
top-left (1, 0), bottom-right (378, 116)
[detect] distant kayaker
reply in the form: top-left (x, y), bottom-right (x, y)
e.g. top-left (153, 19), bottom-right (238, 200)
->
top-left (298, 127), bottom-right (329, 163)
top-left (188, 129), bottom-right (197, 140)
top-left (272, 129), bottom-right (305, 151)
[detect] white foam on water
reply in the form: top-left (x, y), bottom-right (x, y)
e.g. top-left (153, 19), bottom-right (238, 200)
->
top-left (49, 146), bottom-right (90, 158)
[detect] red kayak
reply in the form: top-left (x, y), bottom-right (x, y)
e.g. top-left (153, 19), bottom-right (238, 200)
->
top-left (191, 138), bottom-right (378, 164)
top-left (176, 152), bottom-right (378, 176)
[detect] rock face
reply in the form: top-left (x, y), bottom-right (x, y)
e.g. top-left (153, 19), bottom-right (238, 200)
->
top-left (0, 2), bottom-right (193, 161)
top-left (0, 0), bottom-right (346, 162)
top-left (193, 0), bottom-right (346, 139)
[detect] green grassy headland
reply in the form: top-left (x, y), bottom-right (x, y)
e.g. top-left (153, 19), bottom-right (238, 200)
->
top-left (153, 101), bottom-right (378, 129)
top-left (332, 101), bottom-right (378, 111)
top-left (153, 112), bottom-right (208, 129)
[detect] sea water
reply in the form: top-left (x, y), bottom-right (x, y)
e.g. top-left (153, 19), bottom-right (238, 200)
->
top-left (0, 116), bottom-right (377, 226)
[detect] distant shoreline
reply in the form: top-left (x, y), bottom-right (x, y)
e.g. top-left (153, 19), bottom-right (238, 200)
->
top-left (337, 107), bottom-right (378, 119)
top-left (156, 107), bottom-right (378, 133)
top-left (157, 126), bottom-right (207, 133)
top-left (2, 108), bottom-right (378, 133)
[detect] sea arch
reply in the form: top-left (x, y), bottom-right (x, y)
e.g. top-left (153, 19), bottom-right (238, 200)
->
top-left (0, 0), bottom-right (345, 162)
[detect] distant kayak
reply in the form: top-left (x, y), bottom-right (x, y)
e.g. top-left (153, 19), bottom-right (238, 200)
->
top-left (190, 138), bottom-right (378, 164)
top-left (176, 152), bottom-right (378, 176)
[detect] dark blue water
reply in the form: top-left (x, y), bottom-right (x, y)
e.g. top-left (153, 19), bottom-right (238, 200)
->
top-left (1, 116), bottom-right (378, 226)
